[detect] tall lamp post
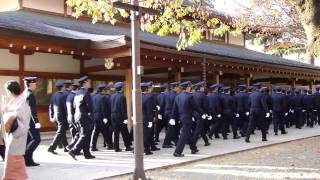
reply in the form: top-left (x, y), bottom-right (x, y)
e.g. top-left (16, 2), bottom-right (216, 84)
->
top-left (112, 1), bottom-right (159, 179)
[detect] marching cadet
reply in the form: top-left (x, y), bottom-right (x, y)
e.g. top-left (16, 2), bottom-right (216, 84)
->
top-left (292, 88), bottom-right (303, 129)
top-left (110, 82), bottom-right (133, 152)
top-left (245, 83), bottom-right (268, 143)
top-left (48, 81), bottom-right (69, 154)
top-left (192, 81), bottom-right (211, 147)
top-left (234, 84), bottom-right (250, 137)
top-left (66, 82), bottom-right (80, 150)
top-left (313, 86), bottom-right (320, 125)
top-left (154, 84), bottom-right (167, 143)
top-left (91, 84), bottom-right (113, 151)
top-left (103, 84), bottom-right (114, 150)
top-left (220, 86), bottom-right (239, 139)
top-left (207, 84), bottom-right (223, 139)
top-left (68, 76), bottom-right (95, 160)
top-left (172, 81), bottom-right (205, 157)
top-left (141, 82), bottom-right (157, 155)
top-left (271, 86), bottom-right (287, 135)
top-left (303, 89), bottom-right (315, 127)
top-left (302, 89), bottom-right (308, 125)
top-left (23, 77), bottom-right (41, 166)
top-left (162, 82), bottom-right (180, 148)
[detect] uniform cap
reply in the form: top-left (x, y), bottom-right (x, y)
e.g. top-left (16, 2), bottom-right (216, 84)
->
top-left (179, 81), bottom-right (192, 88)
top-left (221, 86), bottom-right (230, 91)
top-left (23, 77), bottom-right (37, 83)
top-left (170, 82), bottom-right (180, 88)
top-left (55, 81), bottom-right (65, 87)
top-left (114, 82), bottom-right (124, 89)
top-left (160, 84), bottom-right (167, 90)
top-left (96, 84), bottom-right (107, 90)
top-left (78, 76), bottom-right (89, 84)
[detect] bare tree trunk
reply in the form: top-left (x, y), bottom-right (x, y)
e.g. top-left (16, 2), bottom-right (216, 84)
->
top-left (291, 0), bottom-right (320, 64)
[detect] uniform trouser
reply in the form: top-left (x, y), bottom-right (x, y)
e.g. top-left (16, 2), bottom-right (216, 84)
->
top-left (192, 117), bottom-right (209, 146)
top-left (0, 145), bottom-right (5, 160)
top-left (154, 114), bottom-right (167, 141)
top-left (246, 110), bottom-right (267, 140)
top-left (294, 109), bottom-right (303, 128)
top-left (163, 114), bottom-right (179, 145)
top-left (25, 126), bottom-right (41, 163)
top-left (174, 122), bottom-right (196, 154)
top-left (71, 120), bottom-right (94, 157)
top-left (222, 111), bottom-right (237, 138)
top-left (112, 120), bottom-right (131, 150)
top-left (143, 125), bottom-right (152, 152)
top-left (208, 116), bottom-right (222, 137)
top-left (67, 122), bottom-right (80, 150)
top-left (272, 111), bottom-right (285, 133)
top-left (49, 119), bottom-right (68, 150)
top-left (91, 120), bottom-right (113, 149)
top-left (305, 110), bottom-right (315, 127)
top-left (236, 113), bottom-right (248, 136)
top-left (315, 110), bottom-right (320, 124)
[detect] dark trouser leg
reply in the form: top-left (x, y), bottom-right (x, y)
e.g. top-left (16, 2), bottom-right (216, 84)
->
top-left (212, 116), bottom-right (223, 137)
top-left (0, 145), bottom-right (5, 160)
top-left (279, 114), bottom-right (286, 132)
top-left (246, 112), bottom-right (256, 140)
top-left (221, 114), bottom-right (229, 138)
top-left (91, 121), bottom-right (100, 149)
top-left (105, 122), bottom-right (113, 146)
top-left (174, 122), bottom-right (193, 155)
top-left (50, 121), bottom-right (68, 150)
top-left (25, 127), bottom-right (41, 163)
top-left (257, 113), bottom-right (267, 139)
top-left (120, 123), bottom-right (131, 148)
top-left (155, 117), bottom-right (166, 141)
top-left (113, 124), bottom-right (121, 150)
top-left (163, 124), bottom-right (175, 145)
top-left (83, 122), bottom-right (94, 156)
top-left (231, 116), bottom-right (238, 138)
top-left (192, 118), bottom-right (203, 146)
top-left (143, 125), bottom-right (151, 152)
top-left (273, 112), bottom-right (280, 134)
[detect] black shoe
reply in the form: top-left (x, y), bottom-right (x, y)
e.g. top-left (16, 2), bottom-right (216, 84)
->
top-left (245, 138), bottom-right (250, 143)
top-left (208, 135), bottom-right (213, 140)
top-left (233, 136), bottom-right (240, 139)
top-left (262, 138), bottom-right (268, 142)
top-left (275, 132), bottom-right (278, 136)
top-left (26, 161), bottom-right (40, 167)
top-left (91, 147), bottom-right (99, 151)
top-left (204, 142), bottom-right (211, 146)
top-left (73, 151), bottom-right (83, 156)
top-left (215, 135), bottom-right (220, 139)
top-left (281, 131), bottom-right (287, 134)
top-left (103, 143), bottom-right (107, 147)
top-left (64, 148), bottom-right (69, 152)
top-left (151, 146), bottom-right (160, 151)
top-left (173, 152), bottom-right (184, 157)
top-left (155, 139), bottom-right (160, 143)
top-left (191, 149), bottom-right (198, 154)
top-left (58, 144), bottom-right (63, 149)
top-left (115, 149), bottom-right (122, 152)
top-left (162, 145), bottom-right (173, 148)
top-left (68, 151), bottom-right (77, 161)
top-left (223, 137), bottom-right (228, 140)
top-left (125, 147), bottom-right (134, 151)
top-left (145, 151), bottom-right (153, 155)
top-left (107, 146), bottom-right (114, 150)
top-left (296, 127), bottom-right (302, 129)
top-left (48, 148), bottom-right (58, 155)
top-left (85, 155), bottom-right (96, 159)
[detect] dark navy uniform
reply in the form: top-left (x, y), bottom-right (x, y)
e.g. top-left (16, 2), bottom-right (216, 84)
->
top-left (271, 86), bottom-right (286, 135)
top-left (220, 86), bottom-right (238, 139)
top-left (66, 84), bottom-right (80, 150)
top-left (313, 86), bottom-right (320, 125)
top-left (192, 82), bottom-right (210, 146)
top-left (154, 85), bottom-right (167, 142)
top-left (303, 90), bottom-right (315, 127)
top-left (245, 84), bottom-right (268, 142)
top-left (23, 77), bottom-right (41, 166)
top-left (207, 84), bottom-right (223, 139)
top-left (110, 82), bottom-right (132, 152)
top-left (91, 84), bottom-right (113, 151)
top-left (292, 89), bottom-right (303, 128)
top-left (69, 76), bottom-right (95, 159)
top-left (172, 81), bottom-right (204, 156)
top-left (234, 85), bottom-right (250, 137)
top-left (103, 92), bottom-right (114, 149)
top-left (163, 82), bottom-right (179, 147)
top-left (48, 82), bottom-right (68, 153)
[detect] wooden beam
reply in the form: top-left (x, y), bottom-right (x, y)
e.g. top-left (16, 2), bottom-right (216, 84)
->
top-left (83, 62), bottom-right (130, 74)
top-left (87, 47), bottom-right (131, 58)
top-left (0, 70), bottom-right (19, 76)
top-left (143, 67), bottom-right (170, 75)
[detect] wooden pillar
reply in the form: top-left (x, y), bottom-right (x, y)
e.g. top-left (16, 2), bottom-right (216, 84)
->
top-left (80, 59), bottom-right (85, 76)
top-left (310, 80), bottom-right (314, 92)
top-left (202, 58), bottom-right (207, 83)
top-left (212, 73), bottom-right (220, 84)
top-left (174, 71), bottom-right (181, 82)
top-left (245, 74), bottom-right (251, 86)
top-left (125, 68), bottom-right (133, 129)
top-left (19, 54), bottom-right (24, 88)
top-left (291, 79), bottom-right (296, 88)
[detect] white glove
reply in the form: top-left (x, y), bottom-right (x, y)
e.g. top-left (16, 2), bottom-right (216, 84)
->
top-left (207, 115), bottom-right (212, 120)
top-left (245, 112), bottom-right (249, 116)
top-left (35, 123), bottom-right (41, 129)
top-left (50, 118), bottom-right (55, 123)
top-left (201, 114), bottom-right (207, 119)
top-left (217, 114), bottom-right (221, 118)
top-left (314, 110), bottom-right (318, 112)
top-left (103, 118), bottom-right (108, 124)
top-left (123, 119), bottom-right (128, 124)
top-left (148, 122), bottom-right (153, 128)
top-left (302, 109), bottom-right (306, 112)
top-left (156, 105), bottom-right (160, 111)
top-left (236, 113), bottom-right (239, 118)
top-left (158, 114), bottom-right (162, 120)
top-left (169, 119), bottom-right (175, 125)
top-left (269, 110), bottom-right (272, 113)
top-left (291, 110), bottom-right (295, 113)
top-left (265, 113), bottom-right (270, 118)
top-left (192, 117), bottom-right (195, 122)
top-left (285, 113), bottom-right (288, 116)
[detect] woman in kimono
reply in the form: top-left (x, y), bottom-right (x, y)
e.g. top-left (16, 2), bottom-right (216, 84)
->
top-left (2, 80), bottom-right (31, 180)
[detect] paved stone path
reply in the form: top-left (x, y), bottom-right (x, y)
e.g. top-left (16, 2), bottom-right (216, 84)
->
top-left (0, 125), bottom-right (320, 180)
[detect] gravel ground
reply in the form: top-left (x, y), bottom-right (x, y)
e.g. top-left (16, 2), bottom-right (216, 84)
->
top-left (112, 136), bottom-right (320, 180)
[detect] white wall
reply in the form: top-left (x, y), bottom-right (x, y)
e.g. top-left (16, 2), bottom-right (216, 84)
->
top-left (84, 58), bottom-right (104, 67)
top-left (25, 52), bottom-right (80, 73)
top-left (229, 33), bottom-right (244, 46)
top-left (0, 76), bottom-right (20, 106)
top-left (23, 0), bottom-right (64, 14)
top-left (0, 0), bottom-right (20, 12)
top-left (0, 49), bottom-right (19, 70)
